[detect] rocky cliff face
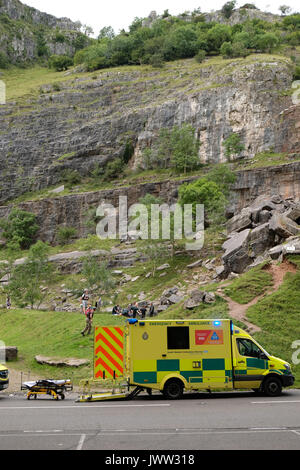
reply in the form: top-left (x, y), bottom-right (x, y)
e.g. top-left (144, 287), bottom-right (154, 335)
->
top-left (0, 0), bottom-right (84, 64)
top-left (0, 56), bottom-right (294, 204)
top-left (0, 0), bottom-right (78, 30)
top-left (1, 161), bottom-right (300, 245)
top-left (143, 7), bottom-right (281, 28)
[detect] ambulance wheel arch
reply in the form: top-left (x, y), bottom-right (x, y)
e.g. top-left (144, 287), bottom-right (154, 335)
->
top-left (161, 375), bottom-right (187, 400)
top-left (261, 374), bottom-right (283, 397)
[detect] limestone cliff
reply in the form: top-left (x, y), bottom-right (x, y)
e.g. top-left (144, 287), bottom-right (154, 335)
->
top-left (0, 55), bottom-right (295, 204)
top-left (0, 0), bottom-right (86, 64)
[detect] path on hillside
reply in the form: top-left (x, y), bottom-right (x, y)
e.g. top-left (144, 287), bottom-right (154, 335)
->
top-left (217, 260), bottom-right (297, 334)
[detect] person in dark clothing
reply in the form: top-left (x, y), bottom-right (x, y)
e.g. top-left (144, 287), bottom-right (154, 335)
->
top-left (149, 302), bottom-right (155, 317)
top-left (130, 303), bottom-right (139, 318)
top-left (139, 305), bottom-right (147, 319)
top-left (112, 305), bottom-right (121, 315)
top-left (121, 307), bottom-right (130, 317)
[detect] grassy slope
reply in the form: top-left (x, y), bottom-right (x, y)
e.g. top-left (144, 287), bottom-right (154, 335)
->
top-left (224, 263), bottom-right (273, 304)
top-left (0, 54), bottom-right (299, 388)
top-left (0, 257), bottom-right (299, 387)
top-left (0, 309), bottom-right (124, 383)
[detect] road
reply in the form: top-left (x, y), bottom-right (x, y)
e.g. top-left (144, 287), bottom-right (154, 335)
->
top-left (0, 390), bottom-right (300, 451)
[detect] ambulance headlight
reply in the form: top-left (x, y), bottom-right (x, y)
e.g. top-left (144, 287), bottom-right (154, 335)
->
top-left (284, 363), bottom-right (291, 372)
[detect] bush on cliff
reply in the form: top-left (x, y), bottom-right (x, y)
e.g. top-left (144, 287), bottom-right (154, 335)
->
top-left (0, 208), bottom-right (39, 250)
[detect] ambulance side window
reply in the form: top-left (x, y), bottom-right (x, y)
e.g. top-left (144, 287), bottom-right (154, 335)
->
top-left (237, 339), bottom-right (267, 359)
top-left (167, 327), bottom-right (190, 350)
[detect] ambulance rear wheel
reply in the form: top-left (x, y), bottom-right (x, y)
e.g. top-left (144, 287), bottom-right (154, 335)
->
top-left (163, 379), bottom-right (184, 400)
top-left (263, 376), bottom-right (282, 397)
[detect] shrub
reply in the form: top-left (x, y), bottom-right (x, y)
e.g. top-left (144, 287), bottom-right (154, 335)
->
top-left (60, 169), bottom-right (81, 187)
top-left (48, 55), bottom-right (73, 72)
top-left (195, 49), bottom-right (206, 63)
top-left (0, 208), bottom-right (39, 249)
top-left (149, 53), bottom-right (165, 68)
top-left (293, 65), bottom-right (300, 80)
top-left (0, 50), bottom-right (9, 69)
top-left (56, 226), bottom-right (77, 245)
top-left (104, 158), bottom-right (124, 180)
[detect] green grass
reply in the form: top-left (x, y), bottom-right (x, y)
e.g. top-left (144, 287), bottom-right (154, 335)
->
top-left (247, 269), bottom-right (300, 387)
top-left (224, 263), bottom-right (273, 304)
top-left (236, 152), bottom-right (300, 171)
top-left (0, 308), bottom-right (124, 383)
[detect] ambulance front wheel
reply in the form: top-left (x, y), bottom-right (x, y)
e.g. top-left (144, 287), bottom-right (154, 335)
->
top-left (262, 376), bottom-right (282, 397)
top-left (163, 379), bottom-right (184, 400)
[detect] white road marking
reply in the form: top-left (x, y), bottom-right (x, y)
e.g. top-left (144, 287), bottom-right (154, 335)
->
top-left (252, 400), bottom-right (300, 404)
top-left (0, 403), bottom-right (170, 410)
top-left (76, 434), bottom-right (86, 451)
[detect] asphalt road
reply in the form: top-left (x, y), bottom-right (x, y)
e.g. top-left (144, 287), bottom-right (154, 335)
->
top-left (0, 390), bottom-right (300, 451)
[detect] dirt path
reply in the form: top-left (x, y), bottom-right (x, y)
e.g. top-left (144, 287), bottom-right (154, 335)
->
top-left (217, 260), bottom-right (297, 334)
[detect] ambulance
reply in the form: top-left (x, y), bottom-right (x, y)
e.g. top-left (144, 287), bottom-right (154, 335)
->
top-left (91, 319), bottom-right (294, 399)
top-left (0, 363), bottom-right (9, 392)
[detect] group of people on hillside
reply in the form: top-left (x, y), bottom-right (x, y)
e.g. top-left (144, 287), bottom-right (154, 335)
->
top-left (111, 302), bottom-right (155, 318)
top-left (79, 288), bottom-right (156, 336)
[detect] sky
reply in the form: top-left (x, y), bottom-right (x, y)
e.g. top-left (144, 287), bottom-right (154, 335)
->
top-left (23, 0), bottom-right (299, 36)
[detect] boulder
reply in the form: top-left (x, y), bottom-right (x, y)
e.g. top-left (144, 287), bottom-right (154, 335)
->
top-left (184, 290), bottom-right (205, 309)
top-left (168, 294), bottom-right (184, 305)
top-left (0, 346), bottom-right (18, 362)
top-left (35, 356), bottom-right (89, 367)
top-left (203, 292), bottom-right (216, 304)
top-left (226, 208), bottom-right (252, 233)
top-left (269, 211), bottom-right (300, 239)
top-left (187, 259), bottom-right (202, 269)
top-left (156, 263), bottom-right (170, 271)
top-left (249, 223), bottom-right (274, 258)
top-left (222, 229), bottom-right (252, 275)
top-left (285, 203), bottom-right (300, 223)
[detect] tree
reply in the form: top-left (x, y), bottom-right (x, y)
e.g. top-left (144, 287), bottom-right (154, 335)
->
top-left (7, 241), bottom-right (53, 309)
top-left (223, 133), bottom-right (245, 161)
top-left (81, 24), bottom-right (94, 37)
top-left (0, 51), bottom-right (9, 69)
top-left (138, 242), bottom-right (169, 277)
top-left (82, 257), bottom-right (116, 296)
top-left (220, 41), bottom-right (233, 58)
top-left (48, 55), bottom-right (73, 72)
top-left (205, 164), bottom-right (237, 197)
top-left (179, 177), bottom-right (227, 228)
top-left (206, 24), bottom-right (232, 53)
top-left (170, 124), bottom-right (200, 174)
top-left (279, 5), bottom-right (292, 16)
top-left (255, 33), bottom-right (280, 53)
top-left (98, 26), bottom-right (115, 40)
top-left (163, 25), bottom-right (198, 60)
top-left (221, 1), bottom-right (237, 19)
top-left (0, 208), bottom-right (39, 249)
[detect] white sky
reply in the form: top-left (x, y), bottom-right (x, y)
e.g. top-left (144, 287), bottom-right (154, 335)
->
top-left (23, 0), bottom-right (299, 35)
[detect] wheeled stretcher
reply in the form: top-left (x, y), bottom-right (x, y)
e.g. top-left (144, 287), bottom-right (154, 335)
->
top-left (21, 379), bottom-right (73, 400)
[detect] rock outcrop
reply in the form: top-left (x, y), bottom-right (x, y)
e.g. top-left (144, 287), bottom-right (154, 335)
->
top-left (220, 195), bottom-right (300, 276)
top-left (0, 57), bottom-right (293, 204)
top-left (0, 0), bottom-right (86, 64)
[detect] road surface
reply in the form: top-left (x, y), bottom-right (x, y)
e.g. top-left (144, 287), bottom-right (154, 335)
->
top-left (0, 390), bottom-right (300, 451)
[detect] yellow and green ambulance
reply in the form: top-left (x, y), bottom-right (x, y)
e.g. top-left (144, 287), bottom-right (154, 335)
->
top-left (0, 363), bottom-right (9, 392)
top-left (94, 319), bottom-right (294, 399)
